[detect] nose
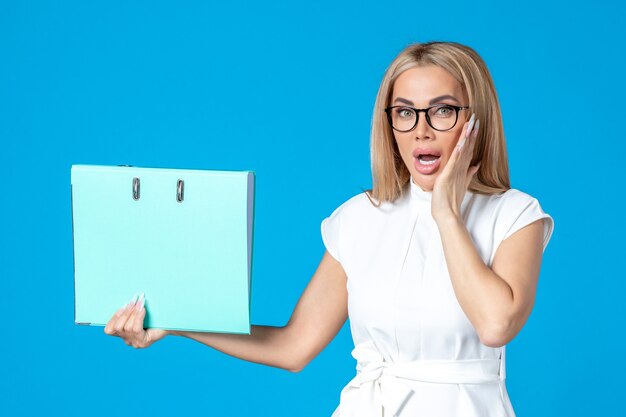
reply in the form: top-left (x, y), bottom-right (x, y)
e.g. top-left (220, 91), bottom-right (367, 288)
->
top-left (414, 110), bottom-right (432, 140)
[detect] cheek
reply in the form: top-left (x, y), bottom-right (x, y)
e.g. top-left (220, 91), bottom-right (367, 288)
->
top-left (445, 141), bottom-right (458, 156)
top-left (450, 127), bottom-right (465, 146)
top-left (395, 135), bottom-right (413, 157)
top-left (439, 138), bottom-right (461, 166)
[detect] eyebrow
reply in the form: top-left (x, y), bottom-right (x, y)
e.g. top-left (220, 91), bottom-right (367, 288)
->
top-left (393, 95), bottom-right (461, 106)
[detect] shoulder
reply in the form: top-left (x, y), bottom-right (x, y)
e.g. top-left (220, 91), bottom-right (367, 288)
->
top-left (489, 188), bottom-right (547, 222)
top-left (473, 187), bottom-right (537, 207)
top-left (470, 187), bottom-right (551, 226)
top-left (324, 189), bottom-right (398, 220)
top-left (469, 188), bottom-right (554, 263)
top-left (469, 188), bottom-right (546, 222)
top-left (320, 189), bottom-right (405, 265)
top-left (320, 191), bottom-right (371, 264)
top-left (494, 188), bottom-right (539, 205)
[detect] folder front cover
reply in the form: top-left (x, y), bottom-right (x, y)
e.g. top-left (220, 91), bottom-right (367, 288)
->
top-left (71, 164), bottom-right (255, 334)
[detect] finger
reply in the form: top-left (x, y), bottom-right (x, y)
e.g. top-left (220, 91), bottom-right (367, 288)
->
top-left (456, 125), bottom-right (468, 150)
top-left (114, 298), bottom-right (138, 336)
top-left (450, 121), bottom-right (470, 163)
top-left (104, 305), bottom-right (128, 336)
top-left (134, 308), bottom-right (148, 348)
top-left (472, 118), bottom-right (480, 139)
top-left (126, 294), bottom-right (146, 344)
top-left (456, 113), bottom-right (476, 151)
top-left (124, 303), bottom-right (141, 334)
top-left (459, 117), bottom-right (479, 170)
top-left (114, 305), bottom-right (132, 337)
top-left (443, 139), bottom-right (467, 184)
top-left (451, 129), bottom-right (470, 177)
top-left (467, 118), bottom-right (480, 155)
top-left (127, 296), bottom-right (145, 337)
top-left (463, 119), bottom-right (480, 168)
top-left (129, 292), bottom-right (145, 330)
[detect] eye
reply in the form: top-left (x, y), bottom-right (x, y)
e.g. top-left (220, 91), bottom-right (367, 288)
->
top-left (395, 107), bottom-right (415, 118)
top-left (433, 105), bottom-right (454, 117)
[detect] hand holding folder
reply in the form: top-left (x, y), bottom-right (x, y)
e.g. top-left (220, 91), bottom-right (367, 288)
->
top-left (103, 292), bottom-right (170, 348)
top-left (71, 164), bottom-right (255, 334)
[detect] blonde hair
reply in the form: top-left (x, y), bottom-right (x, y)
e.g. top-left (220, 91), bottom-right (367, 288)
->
top-left (365, 41), bottom-right (510, 206)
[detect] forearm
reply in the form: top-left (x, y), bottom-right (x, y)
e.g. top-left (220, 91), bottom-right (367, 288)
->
top-left (435, 214), bottom-right (514, 344)
top-left (170, 324), bottom-right (298, 372)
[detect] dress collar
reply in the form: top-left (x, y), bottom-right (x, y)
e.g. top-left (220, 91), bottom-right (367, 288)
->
top-left (409, 177), bottom-right (432, 205)
top-left (407, 176), bottom-right (474, 212)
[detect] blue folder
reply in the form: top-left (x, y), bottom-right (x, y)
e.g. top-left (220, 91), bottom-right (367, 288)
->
top-left (71, 164), bottom-right (255, 334)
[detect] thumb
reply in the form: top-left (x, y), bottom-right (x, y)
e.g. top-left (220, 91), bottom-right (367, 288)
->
top-left (145, 328), bottom-right (169, 346)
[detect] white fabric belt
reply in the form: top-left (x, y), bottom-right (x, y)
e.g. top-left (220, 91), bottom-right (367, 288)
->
top-left (335, 340), bottom-right (505, 417)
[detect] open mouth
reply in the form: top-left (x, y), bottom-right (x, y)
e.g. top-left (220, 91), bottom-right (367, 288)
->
top-left (416, 153), bottom-right (441, 165)
top-left (413, 149), bottom-right (442, 174)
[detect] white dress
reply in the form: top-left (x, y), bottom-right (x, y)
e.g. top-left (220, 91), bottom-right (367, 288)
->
top-left (321, 177), bottom-right (554, 417)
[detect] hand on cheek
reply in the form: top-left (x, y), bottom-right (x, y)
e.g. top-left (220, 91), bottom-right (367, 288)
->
top-left (431, 113), bottom-right (480, 221)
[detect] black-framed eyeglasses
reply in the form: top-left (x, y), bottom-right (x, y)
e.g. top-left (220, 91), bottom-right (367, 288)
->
top-left (384, 104), bottom-right (470, 132)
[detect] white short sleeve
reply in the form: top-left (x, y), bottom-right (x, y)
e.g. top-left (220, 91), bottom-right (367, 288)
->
top-left (321, 206), bottom-right (343, 264)
top-left (490, 190), bottom-right (555, 264)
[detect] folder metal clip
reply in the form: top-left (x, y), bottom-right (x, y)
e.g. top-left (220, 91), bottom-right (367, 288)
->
top-left (133, 177), bottom-right (140, 200)
top-left (177, 179), bottom-right (184, 203)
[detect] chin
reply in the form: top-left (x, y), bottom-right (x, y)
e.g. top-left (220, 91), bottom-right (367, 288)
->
top-left (409, 155), bottom-right (447, 192)
top-left (411, 174), bottom-right (436, 191)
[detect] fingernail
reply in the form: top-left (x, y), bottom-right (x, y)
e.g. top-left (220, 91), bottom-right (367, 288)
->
top-left (131, 294), bottom-right (138, 305)
top-left (466, 114), bottom-right (475, 139)
top-left (136, 293), bottom-right (145, 310)
top-left (473, 119), bottom-right (480, 137)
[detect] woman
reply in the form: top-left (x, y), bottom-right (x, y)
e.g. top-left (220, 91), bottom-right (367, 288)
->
top-left (105, 41), bottom-right (554, 417)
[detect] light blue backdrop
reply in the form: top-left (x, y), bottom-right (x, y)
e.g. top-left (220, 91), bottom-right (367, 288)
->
top-left (1, 1), bottom-right (623, 416)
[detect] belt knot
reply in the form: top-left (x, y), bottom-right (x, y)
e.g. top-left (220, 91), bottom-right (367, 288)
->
top-left (335, 340), bottom-right (504, 417)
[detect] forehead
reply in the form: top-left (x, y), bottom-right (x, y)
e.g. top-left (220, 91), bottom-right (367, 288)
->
top-left (392, 65), bottom-right (465, 105)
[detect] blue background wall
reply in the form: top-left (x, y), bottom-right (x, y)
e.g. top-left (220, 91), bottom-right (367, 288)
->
top-left (1, 1), bottom-right (624, 415)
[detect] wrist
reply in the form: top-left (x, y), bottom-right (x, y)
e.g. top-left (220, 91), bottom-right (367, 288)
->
top-left (433, 208), bottom-right (460, 225)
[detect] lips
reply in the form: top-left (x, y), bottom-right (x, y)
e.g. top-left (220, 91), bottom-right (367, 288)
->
top-left (412, 148), bottom-right (442, 158)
